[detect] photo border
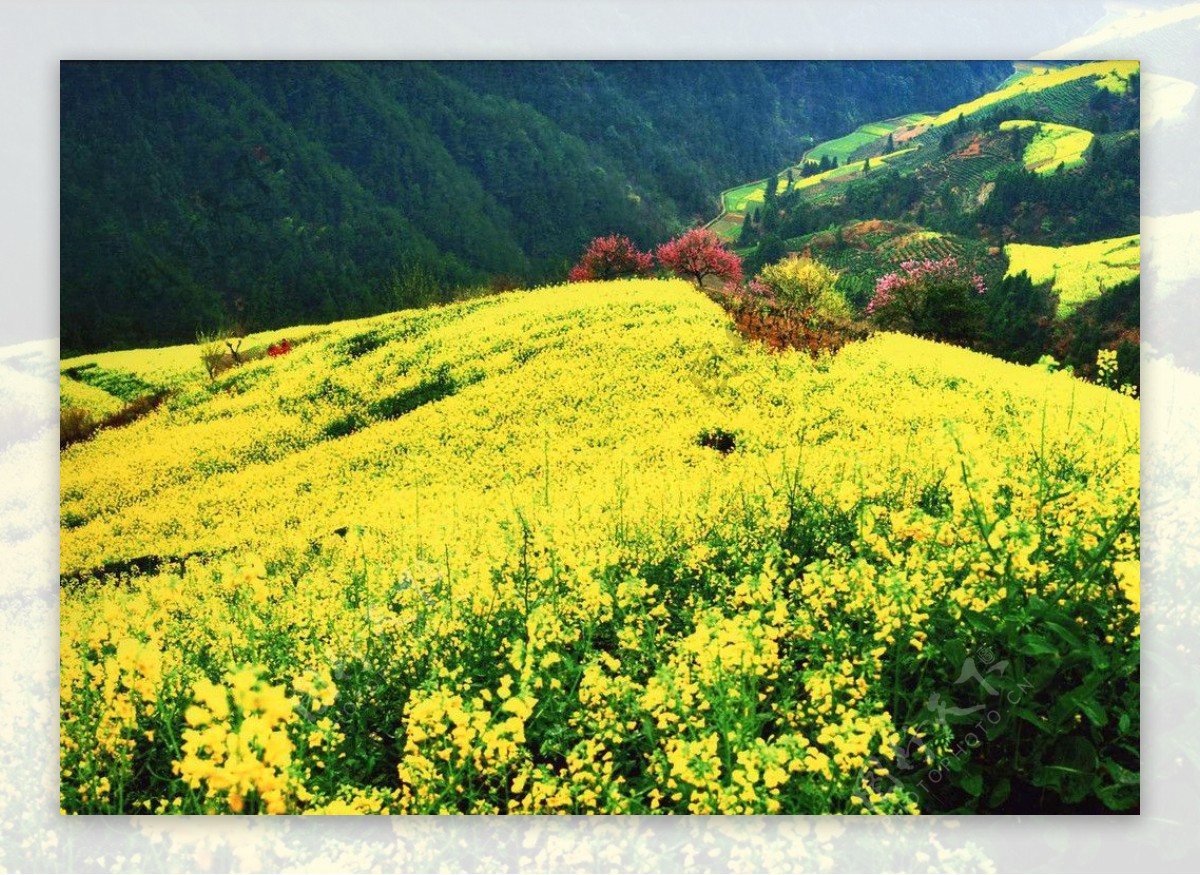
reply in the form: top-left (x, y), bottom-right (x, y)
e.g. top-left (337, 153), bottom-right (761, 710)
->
top-left (4, 1), bottom-right (1197, 871)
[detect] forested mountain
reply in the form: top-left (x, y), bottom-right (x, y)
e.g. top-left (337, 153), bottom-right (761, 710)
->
top-left (61, 60), bottom-right (1011, 353)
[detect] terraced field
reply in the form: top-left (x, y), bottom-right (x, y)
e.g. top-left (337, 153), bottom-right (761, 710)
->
top-left (806, 115), bottom-right (932, 164)
top-left (773, 148), bottom-right (924, 211)
top-left (928, 61), bottom-right (1139, 127)
top-left (711, 146), bottom-right (923, 242)
top-left (784, 221), bottom-right (1004, 309)
top-left (723, 179), bottom-right (786, 214)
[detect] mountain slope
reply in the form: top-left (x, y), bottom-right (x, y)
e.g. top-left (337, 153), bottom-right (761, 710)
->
top-left (60, 61), bottom-right (1012, 353)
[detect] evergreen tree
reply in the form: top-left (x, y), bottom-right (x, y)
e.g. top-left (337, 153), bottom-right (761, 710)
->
top-left (1010, 127), bottom-right (1024, 160)
top-left (985, 270), bottom-right (1055, 363)
top-left (762, 206), bottom-right (779, 235)
top-left (746, 234), bottom-right (787, 274)
top-left (885, 132), bottom-right (895, 154)
top-left (762, 174), bottom-right (779, 233)
top-left (737, 213), bottom-right (757, 246)
top-left (764, 173), bottom-right (779, 206)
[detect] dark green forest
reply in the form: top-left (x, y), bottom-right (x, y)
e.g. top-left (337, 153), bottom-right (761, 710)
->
top-left (61, 61), bottom-right (1012, 353)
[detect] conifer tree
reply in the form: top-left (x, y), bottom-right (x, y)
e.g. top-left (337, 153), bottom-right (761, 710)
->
top-left (737, 213), bottom-right (757, 246)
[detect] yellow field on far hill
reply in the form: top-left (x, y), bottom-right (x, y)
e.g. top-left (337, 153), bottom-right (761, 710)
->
top-left (930, 60), bottom-right (1139, 127)
top-left (999, 120), bottom-right (1095, 175)
top-left (1005, 235), bottom-right (1140, 315)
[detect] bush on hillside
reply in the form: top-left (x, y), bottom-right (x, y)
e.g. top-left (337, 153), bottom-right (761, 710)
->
top-left (60, 406), bottom-right (97, 450)
top-left (1052, 276), bottom-right (1139, 390)
top-left (757, 255), bottom-right (853, 321)
top-left (713, 279), bottom-right (870, 359)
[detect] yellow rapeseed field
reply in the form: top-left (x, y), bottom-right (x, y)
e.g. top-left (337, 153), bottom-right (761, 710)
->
top-left (998, 120), bottom-right (1095, 175)
top-left (60, 279), bottom-right (1139, 815)
top-left (59, 376), bottom-right (123, 420)
top-left (1005, 235), bottom-right (1140, 315)
top-left (930, 61), bottom-right (1139, 127)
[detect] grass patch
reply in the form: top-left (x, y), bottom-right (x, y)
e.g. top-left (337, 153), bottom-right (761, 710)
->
top-left (61, 363), bottom-right (159, 404)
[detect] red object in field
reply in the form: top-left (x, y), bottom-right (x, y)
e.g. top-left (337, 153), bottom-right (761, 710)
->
top-left (567, 234), bottom-right (654, 282)
top-left (656, 228), bottom-right (743, 288)
top-left (268, 339), bottom-right (292, 357)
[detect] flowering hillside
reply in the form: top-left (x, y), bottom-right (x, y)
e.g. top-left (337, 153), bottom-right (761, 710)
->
top-left (60, 279), bottom-right (1139, 815)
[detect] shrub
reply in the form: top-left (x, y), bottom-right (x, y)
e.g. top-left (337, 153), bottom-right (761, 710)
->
top-left (197, 327), bottom-right (247, 379)
top-left (197, 330), bottom-right (230, 380)
top-left (757, 255), bottom-right (853, 321)
top-left (866, 257), bottom-right (986, 345)
top-left (711, 281), bottom-right (870, 359)
top-left (60, 406), bottom-right (97, 450)
top-left (567, 235), bottom-right (654, 282)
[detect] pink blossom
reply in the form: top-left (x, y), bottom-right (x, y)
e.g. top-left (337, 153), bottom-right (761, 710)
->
top-left (568, 234), bottom-right (654, 282)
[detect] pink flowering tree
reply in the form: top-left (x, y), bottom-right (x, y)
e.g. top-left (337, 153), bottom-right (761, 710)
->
top-left (866, 257), bottom-right (986, 345)
top-left (567, 234), bottom-right (655, 282)
top-left (656, 228), bottom-right (743, 288)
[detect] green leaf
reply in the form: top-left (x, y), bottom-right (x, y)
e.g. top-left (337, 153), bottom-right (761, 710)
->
top-left (1044, 736), bottom-right (1098, 804)
top-left (944, 638), bottom-right (967, 671)
top-left (1102, 758), bottom-right (1139, 786)
top-left (1117, 712), bottom-right (1131, 734)
top-left (987, 776), bottom-right (1012, 808)
top-left (1072, 694), bottom-right (1108, 728)
top-left (1013, 706), bottom-right (1054, 734)
top-left (1097, 781), bottom-right (1139, 811)
top-left (960, 769), bottom-right (983, 798)
top-left (964, 612), bottom-right (994, 634)
top-left (1019, 634), bottom-right (1059, 658)
top-left (943, 752), bottom-right (968, 773)
top-left (1043, 620), bottom-right (1084, 651)
top-left (1085, 639), bottom-right (1111, 671)
top-left (1096, 759), bottom-right (1140, 812)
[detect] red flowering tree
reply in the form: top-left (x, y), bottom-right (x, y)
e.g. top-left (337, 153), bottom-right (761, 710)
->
top-left (567, 234), bottom-right (654, 282)
top-left (866, 257), bottom-right (986, 345)
top-left (656, 228), bottom-right (743, 287)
